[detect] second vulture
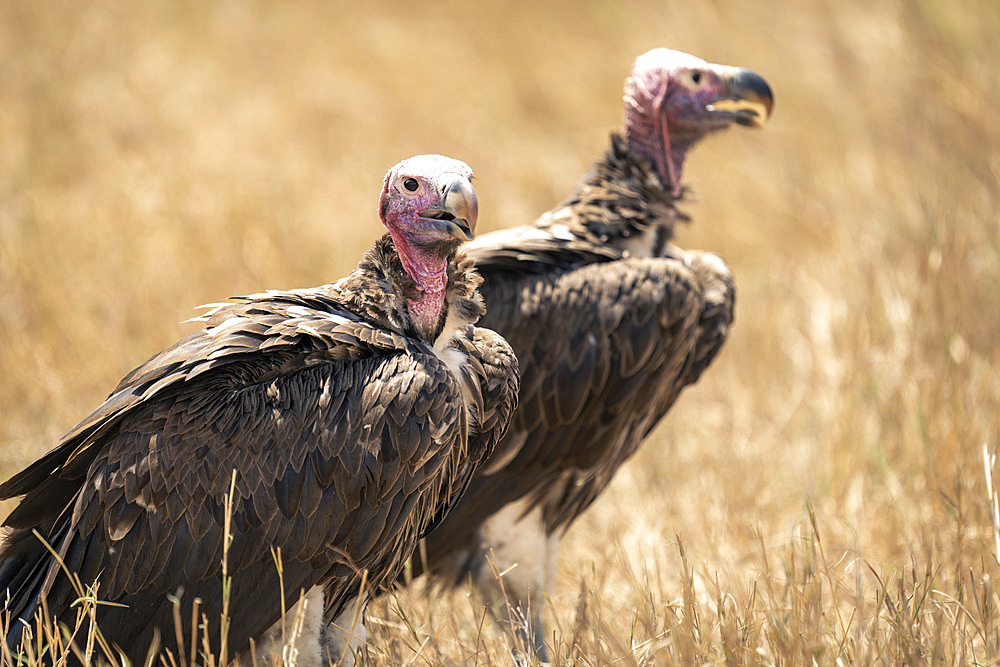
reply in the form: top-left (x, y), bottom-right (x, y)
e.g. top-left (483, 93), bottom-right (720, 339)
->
top-left (411, 49), bottom-right (774, 658)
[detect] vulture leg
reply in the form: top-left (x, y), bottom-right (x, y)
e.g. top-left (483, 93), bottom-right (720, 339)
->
top-left (513, 607), bottom-right (549, 666)
top-left (254, 586), bottom-right (326, 666)
top-left (476, 498), bottom-right (559, 662)
top-left (319, 595), bottom-right (368, 666)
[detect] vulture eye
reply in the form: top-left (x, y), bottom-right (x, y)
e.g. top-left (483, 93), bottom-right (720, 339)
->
top-left (403, 178), bottom-right (419, 192)
top-left (691, 71), bottom-right (702, 85)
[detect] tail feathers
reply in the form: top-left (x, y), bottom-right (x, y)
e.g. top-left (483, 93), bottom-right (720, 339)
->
top-left (0, 522), bottom-right (71, 651)
top-left (0, 552), bottom-right (48, 649)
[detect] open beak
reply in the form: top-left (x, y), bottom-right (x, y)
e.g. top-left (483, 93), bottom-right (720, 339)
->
top-left (420, 173), bottom-right (478, 242)
top-left (708, 68), bottom-right (774, 128)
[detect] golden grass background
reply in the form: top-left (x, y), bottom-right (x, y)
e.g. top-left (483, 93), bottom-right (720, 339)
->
top-left (1, 0), bottom-right (999, 663)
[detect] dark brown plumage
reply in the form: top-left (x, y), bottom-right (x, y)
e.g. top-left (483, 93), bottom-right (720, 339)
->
top-left (409, 50), bottom-right (772, 658)
top-left (0, 155), bottom-right (518, 664)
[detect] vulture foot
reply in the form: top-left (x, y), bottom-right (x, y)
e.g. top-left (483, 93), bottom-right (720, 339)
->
top-left (476, 498), bottom-right (559, 663)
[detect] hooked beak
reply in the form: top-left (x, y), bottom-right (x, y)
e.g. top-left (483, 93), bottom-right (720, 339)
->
top-left (420, 173), bottom-right (478, 242)
top-left (708, 68), bottom-right (774, 128)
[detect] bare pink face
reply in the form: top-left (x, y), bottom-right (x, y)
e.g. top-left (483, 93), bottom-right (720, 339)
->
top-left (623, 48), bottom-right (774, 194)
top-left (379, 154), bottom-right (479, 290)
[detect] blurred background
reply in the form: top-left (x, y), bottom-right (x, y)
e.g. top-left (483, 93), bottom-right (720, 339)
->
top-left (1, 0), bottom-right (998, 662)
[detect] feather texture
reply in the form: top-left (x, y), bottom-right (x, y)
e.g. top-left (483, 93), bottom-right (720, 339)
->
top-left (0, 232), bottom-right (518, 661)
top-left (417, 134), bottom-right (734, 581)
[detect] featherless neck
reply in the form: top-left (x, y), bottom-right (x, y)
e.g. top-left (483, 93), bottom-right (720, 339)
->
top-left (345, 235), bottom-right (483, 342)
top-left (624, 114), bottom-right (660, 176)
top-left (406, 288), bottom-right (446, 340)
top-left (396, 250), bottom-right (448, 296)
top-left (393, 238), bottom-right (450, 340)
top-left (623, 102), bottom-right (684, 199)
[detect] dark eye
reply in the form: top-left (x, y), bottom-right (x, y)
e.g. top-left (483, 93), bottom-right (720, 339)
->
top-left (403, 178), bottom-right (419, 192)
top-left (691, 71), bottom-right (702, 84)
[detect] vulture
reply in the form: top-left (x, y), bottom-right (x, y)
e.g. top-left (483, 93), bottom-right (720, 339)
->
top-left (410, 49), bottom-right (773, 657)
top-left (0, 155), bottom-right (519, 665)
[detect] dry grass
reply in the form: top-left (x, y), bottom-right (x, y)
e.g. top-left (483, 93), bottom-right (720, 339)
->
top-left (1, 0), bottom-right (999, 664)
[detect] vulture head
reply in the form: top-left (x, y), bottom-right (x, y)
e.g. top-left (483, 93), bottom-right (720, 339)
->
top-left (623, 48), bottom-right (774, 197)
top-left (379, 154), bottom-right (479, 335)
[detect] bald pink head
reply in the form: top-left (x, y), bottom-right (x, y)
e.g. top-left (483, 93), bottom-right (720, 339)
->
top-left (378, 154), bottom-right (479, 338)
top-left (623, 48), bottom-right (773, 196)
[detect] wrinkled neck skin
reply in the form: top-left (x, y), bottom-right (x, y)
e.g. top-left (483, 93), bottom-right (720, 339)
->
top-left (624, 103), bottom-right (690, 199)
top-left (394, 235), bottom-right (449, 340)
top-left (406, 284), bottom-right (446, 341)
